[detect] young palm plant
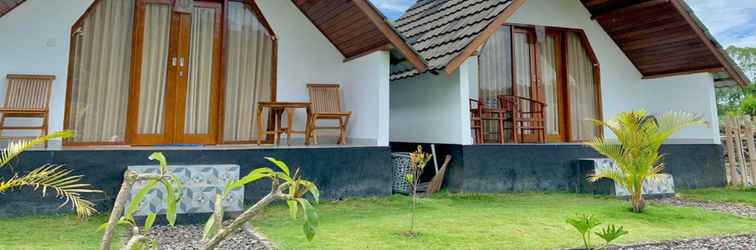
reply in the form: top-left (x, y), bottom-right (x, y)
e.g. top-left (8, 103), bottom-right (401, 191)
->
top-left (587, 110), bottom-right (704, 213)
top-left (0, 131), bottom-right (101, 217)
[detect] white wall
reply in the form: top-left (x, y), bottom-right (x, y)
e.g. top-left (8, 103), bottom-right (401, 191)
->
top-left (0, 0), bottom-right (390, 146)
top-left (508, 0), bottom-right (720, 144)
top-left (0, 0), bottom-right (94, 146)
top-left (390, 71), bottom-right (463, 144)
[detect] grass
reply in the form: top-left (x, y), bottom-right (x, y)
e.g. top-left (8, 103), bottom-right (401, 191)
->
top-left (677, 187), bottom-right (756, 206)
top-left (254, 193), bottom-right (756, 250)
top-left (1, 193), bottom-right (754, 250)
top-left (0, 214), bottom-right (115, 250)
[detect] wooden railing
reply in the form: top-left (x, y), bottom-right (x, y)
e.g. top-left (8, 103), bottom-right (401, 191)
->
top-left (721, 116), bottom-right (756, 186)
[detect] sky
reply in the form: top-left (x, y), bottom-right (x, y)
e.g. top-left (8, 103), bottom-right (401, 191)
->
top-left (368, 0), bottom-right (756, 48)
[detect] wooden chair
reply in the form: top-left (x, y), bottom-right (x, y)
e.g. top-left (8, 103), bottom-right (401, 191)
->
top-left (0, 74), bottom-right (54, 144)
top-left (470, 98), bottom-right (511, 144)
top-left (306, 84), bottom-right (351, 145)
top-left (469, 99), bottom-right (484, 144)
top-left (498, 95), bottom-right (546, 143)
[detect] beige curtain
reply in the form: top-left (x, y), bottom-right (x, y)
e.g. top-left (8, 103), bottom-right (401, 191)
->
top-left (539, 36), bottom-right (559, 135)
top-left (478, 26), bottom-right (513, 142)
top-left (513, 32), bottom-right (532, 101)
top-left (479, 26), bottom-right (512, 107)
top-left (567, 33), bottom-right (598, 141)
top-left (68, 0), bottom-right (134, 143)
top-left (223, 2), bottom-right (274, 142)
top-left (184, 7), bottom-right (217, 135)
top-left (136, 4), bottom-right (171, 135)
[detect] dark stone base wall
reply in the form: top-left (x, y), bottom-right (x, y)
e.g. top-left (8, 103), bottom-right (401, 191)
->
top-left (0, 147), bottom-right (393, 218)
top-left (459, 144), bottom-right (726, 193)
top-left (1, 143), bottom-right (726, 217)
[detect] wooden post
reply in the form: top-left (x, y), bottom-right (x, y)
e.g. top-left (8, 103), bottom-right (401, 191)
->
top-left (724, 118), bottom-right (738, 185)
top-left (747, 116), bottom-right (756, 186)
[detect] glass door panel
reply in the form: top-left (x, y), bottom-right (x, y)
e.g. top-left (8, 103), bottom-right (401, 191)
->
top-left (128, 0), bottom-right (221, 145)
top-left (176, 2), bottom-right (222, 144)
top-left (128, 1), bottom-right (173, 145)
top-left (539, 32), bottom-right (567, 142)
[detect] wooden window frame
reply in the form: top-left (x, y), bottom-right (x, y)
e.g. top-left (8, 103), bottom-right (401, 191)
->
top-left (476, 24), bottom-right (604, 143)
top-left (63, 0), bottom-right (278, 147)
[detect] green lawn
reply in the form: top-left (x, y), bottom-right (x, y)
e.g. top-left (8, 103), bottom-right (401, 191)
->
top-left (677, 187), bottom-right (756, 206)
top-left (254, 193), bottom-right (756, 250)
top-left (0, 214), bottom-right (113, 250)
top-left (1, 193), bottom-right (755, 250)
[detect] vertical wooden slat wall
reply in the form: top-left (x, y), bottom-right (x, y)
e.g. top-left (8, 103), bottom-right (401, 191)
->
top-left (721, 116), bottom-right (756, 186)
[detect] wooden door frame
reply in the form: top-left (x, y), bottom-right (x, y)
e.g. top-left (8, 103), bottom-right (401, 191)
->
top-left (174, 1), bottom-right (224, 145)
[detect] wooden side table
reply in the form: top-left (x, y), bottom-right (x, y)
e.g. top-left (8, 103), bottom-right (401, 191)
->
top-left (255, 102), bottom-right (313, 146)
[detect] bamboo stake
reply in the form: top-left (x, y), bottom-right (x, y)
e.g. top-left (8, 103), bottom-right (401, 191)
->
top-left (724, 118), bottom-right (738, 185)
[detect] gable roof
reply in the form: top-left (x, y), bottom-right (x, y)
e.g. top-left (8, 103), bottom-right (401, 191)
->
top-left (390, 0), bottom-right (749, 86)
top-left (292, 0), bottom-right (425, 72)
top-left (390, 0), bottom-right (526, 80)
top-left (0, 0), bottom-right (23, 18)
top-left (582, 0), bottom-right (749, 86)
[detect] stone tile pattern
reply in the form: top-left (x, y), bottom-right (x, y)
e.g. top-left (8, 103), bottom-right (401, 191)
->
top-left (584, 158), bottom-right (675, 197)
top-left (126, 165), bottom-right (244, 217)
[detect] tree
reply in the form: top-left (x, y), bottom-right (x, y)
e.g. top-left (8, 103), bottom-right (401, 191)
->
top-left (587, 110), bottom-right (704, 213)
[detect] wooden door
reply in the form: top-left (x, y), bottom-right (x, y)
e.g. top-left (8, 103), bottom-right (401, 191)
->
top-left (127, 0), bottom-right (222, 145)
top-left (540, 31), bottom-right (569, 142)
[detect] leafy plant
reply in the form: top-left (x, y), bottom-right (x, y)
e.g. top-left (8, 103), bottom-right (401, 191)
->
top-left (566, 214), bottom-right (628, 250)
top-left (405, 145), bottom-right (432, 237)
top-left (98, 152), bottom-right (183, 250)
top-left (201, 157), bottom-right (319, 250)
top-left (0, 131), bottom-right (101, 217)
top-left (587, 110), bottom-right (704, 212)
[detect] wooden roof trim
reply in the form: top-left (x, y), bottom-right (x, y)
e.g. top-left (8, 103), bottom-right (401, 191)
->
top-left (444, 0), bottom-right (527, 75)
top-left (591, 0), bottom-right (669, 20)
top-left (0, 0), bottom-right (24, 19)
top-left (351, 0), bottom-right (426, 72)
top-left (670, 0), bottom-right (749, 86)
top-left (642, 66), bottom-right (724, 80)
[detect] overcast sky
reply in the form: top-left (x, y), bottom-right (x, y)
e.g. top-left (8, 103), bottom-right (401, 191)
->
top-left (368, 0), bottom-right (756, 48)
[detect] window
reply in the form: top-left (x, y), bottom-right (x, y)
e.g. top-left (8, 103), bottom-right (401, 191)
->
top-left (65, 0), bottom-right (135, 144)
top-left (65, 0), bottom-right (276, 145)
top-left (478, 25), bottom-right (601, 143)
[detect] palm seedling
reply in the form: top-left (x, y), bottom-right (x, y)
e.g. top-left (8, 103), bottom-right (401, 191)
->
top-left (587, 110), bottom-right (704, 213)
top-left (0, 131), bottom-right (101, 217)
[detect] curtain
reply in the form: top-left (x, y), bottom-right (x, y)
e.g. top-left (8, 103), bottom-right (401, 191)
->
top-left (184, 7), bottom-right (217, 135)
top-left (539, 36), bottom-right (559, 135)
top-left (513, 32), bottom-right (532, 101)
top-left (479, 26), bottom-right (512, 107)
top-left (67, 0), bottom-right (134, 143)
top-left (136, 4), bottom-right (171, 135)
top-left (478, 26), bottom-right (512, 142)
top-left (223, 2), bottom-right (274, 142)
top-left (567, 33), bottom-right (598, 141)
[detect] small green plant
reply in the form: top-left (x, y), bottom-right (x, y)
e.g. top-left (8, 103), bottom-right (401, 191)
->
top-left (201, 157), bottom-right (319, 250)
top-left (566, 214), bottom-right (628, 250)
top-left (99, 152), bottom-right (183, 250)
top-left (0, 131), bottom-right (101, 217)
top-left (404, 145), bottom-right (432, 237)
top-left (587, 110), bottom-right (704, 212)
